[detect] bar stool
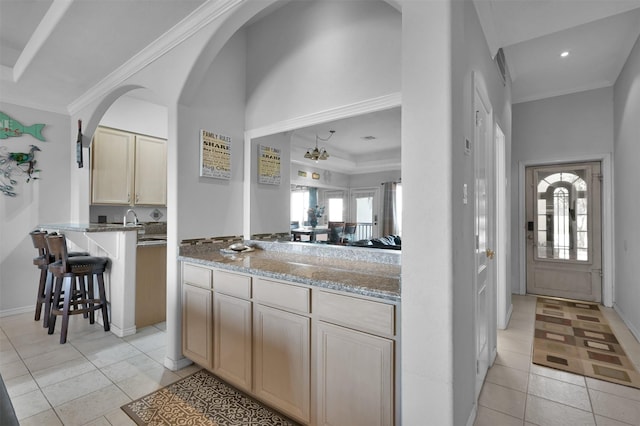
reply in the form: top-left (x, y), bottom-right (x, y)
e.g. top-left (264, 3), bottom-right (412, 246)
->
top-left (46, 234), bottom-right (110, 344)
top-left (30, 230), bottom-right (88, 327)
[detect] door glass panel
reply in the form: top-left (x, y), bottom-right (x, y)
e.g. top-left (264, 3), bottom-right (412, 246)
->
top-left (534, 168), bottom-right (589, 261)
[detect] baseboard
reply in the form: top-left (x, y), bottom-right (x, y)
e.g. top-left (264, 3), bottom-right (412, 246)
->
top-left (164, 356), bottom-right (193, 371)
top-left (466, 403), bottom-right (478, 426)
top-left (613, 303), bottom-right (640, 343)
top-left (0, 306), bottom-right (32, 318)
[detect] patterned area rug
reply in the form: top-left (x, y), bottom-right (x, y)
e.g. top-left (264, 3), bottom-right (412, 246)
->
top-left (533, 297), bottom-right (640, 389)
top-left (121, 369), bottom-right (300, 425)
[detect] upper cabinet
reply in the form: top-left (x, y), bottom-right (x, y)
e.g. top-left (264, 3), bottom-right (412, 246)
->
top-left (91, 127), bottom-right (167, 206)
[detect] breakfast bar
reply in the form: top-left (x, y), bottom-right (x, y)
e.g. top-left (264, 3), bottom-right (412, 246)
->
top-left (37, 223), bottom-right (140, 337)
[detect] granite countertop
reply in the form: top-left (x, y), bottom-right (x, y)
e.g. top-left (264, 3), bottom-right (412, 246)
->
top-left (178, 242), bottom-right (401, 302)
top-left (39, 223), bottom-right (141, 232)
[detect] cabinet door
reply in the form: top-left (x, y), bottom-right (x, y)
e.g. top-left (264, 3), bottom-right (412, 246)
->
top-left (182, 284), bottom-right (213, 369)
top-left (91, 127), bottom-right (134, 205)
top-left (316, 322), bottom-right (394, 426)
top-left (213, 293), bottom-right (252, 391)
top-left (254, 304), bottom-right (310, 423)
top-left (134, 135), bottom-right (167, 205)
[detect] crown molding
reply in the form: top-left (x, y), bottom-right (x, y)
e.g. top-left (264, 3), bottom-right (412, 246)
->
top-left (67, 0), bottom-right (243, 115)
top-left (0, 94), bottom-right (69, 115)
top-left (246, 93), bottom-right (402, 140)
top-left (512, 80), bottom-right (613, 104)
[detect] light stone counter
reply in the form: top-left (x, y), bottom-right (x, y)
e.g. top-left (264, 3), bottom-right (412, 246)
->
top-left (178, 240), bottom-right (401, 302)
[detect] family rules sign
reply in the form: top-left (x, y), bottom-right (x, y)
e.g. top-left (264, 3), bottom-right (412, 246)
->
top-left (200, 129), bottom-right (231, 179)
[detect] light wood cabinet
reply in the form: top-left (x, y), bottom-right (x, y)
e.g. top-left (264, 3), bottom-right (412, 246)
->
top-left (316, 321), bottom-right (394, 426)
top-left (254, 303), bottom-right (310, 423)
top-left (182, 264), bottom-right (213, 369)
top-left (91, 127), bottom-right (134, 205)
top-left (135, 245), bottom-right (166, 328)
top-left (134, 134), bottom-right (167, 205)
top-left (213, 292), bottom-right (252, 391)
top-left (180, 263), bottom-right (397, 426)
top-left (91, 127), bottom-right (166, 206)
top-left (182, 283), bottom-right (213, 369)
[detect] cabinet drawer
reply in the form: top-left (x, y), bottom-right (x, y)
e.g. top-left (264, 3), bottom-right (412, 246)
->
top-left (254, 278), bottom-right (310, 314)
top-left (183, 263), bottom-right (212, 289)
top-left (213, 270), bottom-right (251, 299)
top-left (315, 291), bottom-right (395, 337)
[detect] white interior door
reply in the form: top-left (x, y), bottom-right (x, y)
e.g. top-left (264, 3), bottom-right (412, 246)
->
top-left (526, 162), bottom-right (602, 302)
top-left (474, 73), bottom-right (495, 398)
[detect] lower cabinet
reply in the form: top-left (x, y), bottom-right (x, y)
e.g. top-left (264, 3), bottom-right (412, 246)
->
top-left (316, 321), bottom-right (394, 426)
top-left (181, 262), bottom-right (397, 426)
top-left (213, 293), bottom-right (252, 392)
top-left (182, 283), bottom-right (213, 369)
top-left (253, 303), bottom-right (310, 423)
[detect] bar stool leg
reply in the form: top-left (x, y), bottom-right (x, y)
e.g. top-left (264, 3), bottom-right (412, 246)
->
top-left (34, 268), bottom-right (48, 321)
top-left (59, 275), bottom-right (74, 344)
top-left (48, 276), bottom-right (63, 335)
top-left (97, 273), bottom-right (110, 332)
top-left (41, 272), bottom-right (54, 328)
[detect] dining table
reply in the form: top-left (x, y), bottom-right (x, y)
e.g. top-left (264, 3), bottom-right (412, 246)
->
top-left (291, 226), bottom-right (329, 242)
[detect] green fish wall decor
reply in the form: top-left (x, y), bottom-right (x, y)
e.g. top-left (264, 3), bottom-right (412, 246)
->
top-left (0, 112), bottom-right (46, 141)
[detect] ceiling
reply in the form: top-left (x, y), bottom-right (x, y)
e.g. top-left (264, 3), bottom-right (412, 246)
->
top-left (474, 0), bottom-right (640, 103)
top-left (1, 0), bottom-right (639, 171)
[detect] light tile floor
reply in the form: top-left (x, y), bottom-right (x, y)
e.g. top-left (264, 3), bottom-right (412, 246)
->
top-left (1, 295), bottom-right (639, 425)
top-left (0, 313), bottom-right (199, 426)
top-left (475, 295), bottom-right (640, 426)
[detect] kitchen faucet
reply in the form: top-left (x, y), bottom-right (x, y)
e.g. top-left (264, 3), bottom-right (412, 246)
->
top-left (123, 209), bottom-right (139, 226)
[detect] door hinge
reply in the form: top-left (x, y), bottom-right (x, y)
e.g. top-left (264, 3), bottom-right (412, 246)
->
top-left (594, 173), bottom-right (603, 182)
top-left (593, 269), bottom-right (603, 277)
top-left (476, 360), bottom-right (479, 374)
top-left (475, 111), bottom-right (480, 127)
top-left (475, 235), bottom-right (479, 249)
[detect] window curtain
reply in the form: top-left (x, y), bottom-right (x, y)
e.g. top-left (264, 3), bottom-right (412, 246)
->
top-left (381, 182), bottom-right (398, 236)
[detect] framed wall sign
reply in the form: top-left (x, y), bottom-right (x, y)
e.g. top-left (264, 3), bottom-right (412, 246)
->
top-left (200, 129), bottom-right (231, 179)
top-left (258, 145), bottom-right (281, 185)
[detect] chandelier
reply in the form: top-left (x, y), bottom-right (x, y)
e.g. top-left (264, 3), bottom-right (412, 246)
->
top-left (304, 130), bottom-right (335, 162)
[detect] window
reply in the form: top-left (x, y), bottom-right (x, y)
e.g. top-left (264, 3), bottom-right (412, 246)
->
top-left (325, 191), bottom-right (345, 222)
top-left (535, 170), bottom-right (588, 261)
top-left (396, 183), bottom-right (402, 236)
top-left (290, 189), bottom-right (309, 226)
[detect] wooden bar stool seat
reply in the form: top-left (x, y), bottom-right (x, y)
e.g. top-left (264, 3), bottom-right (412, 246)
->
top-left (30, 230), bottom-right (88, 327)
top-left (46, 234), bottom-right (110, 344)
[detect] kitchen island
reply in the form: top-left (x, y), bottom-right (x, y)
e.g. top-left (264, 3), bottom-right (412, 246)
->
top-left (38, 223), bottom-right (140, 337)
top-left (178, 240), bottom-right (400, 425)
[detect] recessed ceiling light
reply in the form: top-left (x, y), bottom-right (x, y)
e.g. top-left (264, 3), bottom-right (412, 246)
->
top-left (361, 136), bottom-right (377, 141)
top-left (560, 51), bottom-right (570, 58)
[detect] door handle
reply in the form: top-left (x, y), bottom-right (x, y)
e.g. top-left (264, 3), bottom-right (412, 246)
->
top-left (486, 248), bottom-right (495, 260)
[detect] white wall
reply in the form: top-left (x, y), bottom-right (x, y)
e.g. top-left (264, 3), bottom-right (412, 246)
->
top-left (450, 1), bottom-right (513, 424)
top-left (290, 165), bottom-right (350, 189)
top-left (245, 0), bottom-right (401, 129)
top-left (0, 103), bottom-right (71, 315)
top-left (511, 87), bottom-right (614, 294)
top-left (250, 133), bottom-right (291, 234)
top-left (100, 94), bottom-right (168, 139)
top-left (177, 30), bottom-right (247, 241)
top-left (613, 35), bottom-right (640, 339)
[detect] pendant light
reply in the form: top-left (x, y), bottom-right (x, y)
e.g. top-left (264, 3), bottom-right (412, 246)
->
top-left (304, 130), bottom-right (335, 162)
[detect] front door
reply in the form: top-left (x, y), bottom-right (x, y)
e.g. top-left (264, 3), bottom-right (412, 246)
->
top-left (474, 73), bottom-right (494, 398)
top-left (525, 162), bottom-right (602, 302)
